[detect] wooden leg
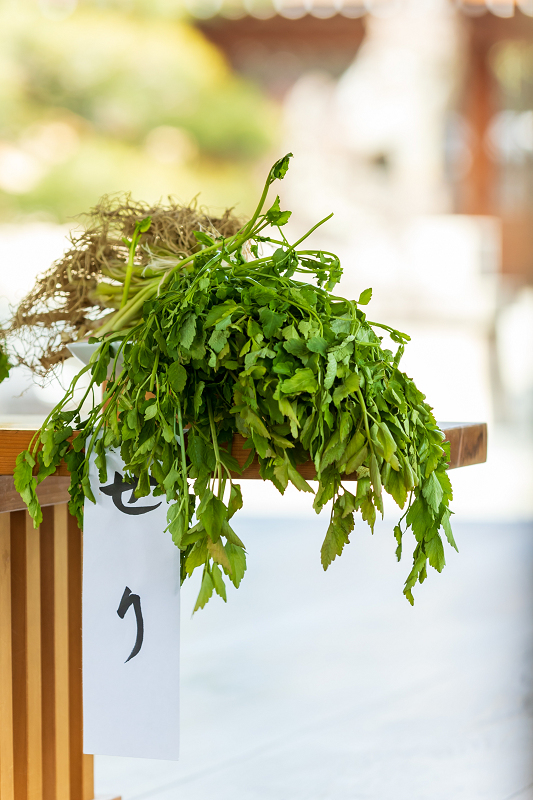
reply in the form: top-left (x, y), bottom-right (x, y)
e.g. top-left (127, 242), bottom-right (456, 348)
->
top-left (11, 510), bottom-right (28, 800)
top-left (41, 506), bottom-right (56, 800)
top-left (0, 513), bottom-right (14, 800)
top-left (67, 509), bottom-right (94, 800)
top-left (25, 512), bottom-right (43, 800)
top-left (54, 504), bottom-right (71, 799)
top-left (0, 503), bottom-right (120, 800)
top-left (67, 512), bottom-right (121, 800)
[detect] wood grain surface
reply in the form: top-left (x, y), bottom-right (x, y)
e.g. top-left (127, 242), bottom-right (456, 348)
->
top-left (229, 423), bottom-right (487, 480)
top-left (0, 513), bottom-right (14, 800)
top-left (0, 504), bottom-right (113, 800)
top-left (0, 423), bottom-right (487, 513)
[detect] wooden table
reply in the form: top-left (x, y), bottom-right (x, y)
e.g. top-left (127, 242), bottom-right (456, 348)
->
top-left (0, 422), bottom-right (486, 800)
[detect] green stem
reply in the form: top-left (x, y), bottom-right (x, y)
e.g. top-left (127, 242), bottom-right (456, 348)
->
top-left (98, 211), bottom-right (270, 337)
top-left (357, 388), bottom-right (374, 457)
top-left (120, 233), bottom-right (139, 309)
top-left (149, 351), bottom-right (159, 393)
top-left (207, 398), bottom-right (224, 496)
top-left (176, 397), bottom-right (189, 525)
top-left (367, 321), bottom-right (411, 342)
top-left (28, 363), bottom-right (93, 457)
top-left (97, 282), bottom-right (155, 336)
top-left (240, 172), bottom-right (274, 238)
top-left (289, 213), bottom-right (333, 250)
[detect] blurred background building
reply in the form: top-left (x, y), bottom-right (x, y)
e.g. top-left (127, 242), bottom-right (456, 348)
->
top-left (2, 2), bottom-right (533, 798)
top-left (2, 0), bottom-right (533, 512)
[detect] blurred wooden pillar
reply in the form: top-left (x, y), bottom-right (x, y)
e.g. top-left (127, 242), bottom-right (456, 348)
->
top-left (461, 30), bottom-right (497, 216)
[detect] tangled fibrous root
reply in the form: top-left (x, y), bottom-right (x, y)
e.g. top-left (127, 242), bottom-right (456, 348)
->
top-left (1, 194), bottom-right (244, 381)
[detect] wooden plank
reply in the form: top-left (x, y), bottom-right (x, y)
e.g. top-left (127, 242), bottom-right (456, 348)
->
top-left (54, 504), bottom-right (70, 800)
top-left (40, 506), bottom-right (57, 800)
top-left (82, 755), bottom-right (95, 800)
top-left (0, 430), bottom-right (70, 478)
top-left (0, 513), bottom-right (14, 800)
top-left (229, 423), bottom-right (488, 480)
top-left (0, 476), bottom-right (70, 515)
top-left (0, 423), bottom-right (487, 484)
top-left (68, 510), bottom-right (114, 800)
top-left (458, 422), bottom-right (488, 468)
top-left (67, 510), bottom-right (90, 800)
top-left (0, 428), bottom-right (68, 482)
top-left (25, 512), bottom-right (43, 800)
top-left (10, 510), bottom-right (28, 800)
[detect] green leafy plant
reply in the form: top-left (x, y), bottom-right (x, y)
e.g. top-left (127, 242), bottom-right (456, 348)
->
top-left (13, 154), bottom-right (455, 610)
top-left (0, 346), bottom-right (11, 383)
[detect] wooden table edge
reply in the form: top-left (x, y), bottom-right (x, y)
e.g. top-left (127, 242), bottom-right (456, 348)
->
top-left (0, 423), bottom-right (487, 513)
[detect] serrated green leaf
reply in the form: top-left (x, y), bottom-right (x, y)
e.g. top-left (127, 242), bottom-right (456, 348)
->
top-left (204, 301), bottom-right (238, 328)
top-left (206, 537), bottom-right (231, 571)
top-left (198, 491), bottom-right (226, 542)
top-left (287, 462), bottom-right (313, 493)
top-left (167, 362), bottom-right (187, 392)
top-left (224, 543), bottom-right (247, 588)
top-left (185, 539), bottom-right (208, 576)
top-left (441, 508), bottom-right (458, 551)
top-left (307, 336), bottom-right (327, 357)
top-left (259, 307), bottom-right (285, 338)
top-left (144, 402), bottom-right (158, 420)
top-left (193, 570), bottom-right (215, 613)
top-left (357, 287), bottom-right (372, 305)
top-left (332, 371), bottom-right (359, 407)
top-left (180, 313), bottom-right (197, 349)
top-left (0, 347), bottom-right (12, 383)
top-left (281, 368), bottom-right (318, 395)
top-left (422, 470), bottom-right (444, 513)
top-left (222, 519), bottom-right (245, 548)
top-left (377, 421), bottom-right (396, 463)
top-left (208, 329), bottom-right (229, 354)
top-left (324, 353), bottom-right (336, 389)
top-left (211, 564), bottom-right (227, 601)
top-left (345, 445), bottom-right (368, 476)
top-left (227, 484), bottom-right (243, 521)
top-left (394, 525), bottom-right (402, 561)
top-left (426, 533), bottom-right (445, 572)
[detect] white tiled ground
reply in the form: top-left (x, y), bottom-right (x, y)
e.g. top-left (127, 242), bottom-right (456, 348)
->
top-left (94, 515), bottom-right (533, 800)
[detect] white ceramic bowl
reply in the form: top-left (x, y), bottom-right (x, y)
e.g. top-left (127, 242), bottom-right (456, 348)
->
top-left (67, 341), bottom-right (124, 376)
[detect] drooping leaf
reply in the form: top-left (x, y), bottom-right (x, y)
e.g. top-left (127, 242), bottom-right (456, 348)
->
top-left (224, 543), bottom-right (247, 588)
top-left (193, 570), bottom-right (215, 613)
top-left (198, 491), bottom-right (226, 542)
top-left (211, 564), bottom-right (227, 601)
top-left (228, 483), bottom-right (243, 519)
top-left (422, 470), bottom-right (444, 514)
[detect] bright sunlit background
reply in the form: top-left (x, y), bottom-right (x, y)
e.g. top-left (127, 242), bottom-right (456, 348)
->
top-left (2, 0), bottom-right (532, 517)
top-left (2, 1), bottom-right (533, 798)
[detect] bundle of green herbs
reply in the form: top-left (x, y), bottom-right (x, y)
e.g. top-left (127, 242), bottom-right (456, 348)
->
top-left (0, 197), bottom-right (243, 378)
top-left (13, 154), bottom-right (455, 611)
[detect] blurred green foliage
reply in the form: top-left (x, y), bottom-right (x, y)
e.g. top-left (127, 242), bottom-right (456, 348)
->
top-left (0, 1), bottom-right (278, 221)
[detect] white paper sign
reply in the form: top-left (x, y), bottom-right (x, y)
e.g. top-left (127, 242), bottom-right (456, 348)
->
top-left (83, 448), bottom-right (180, 761)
